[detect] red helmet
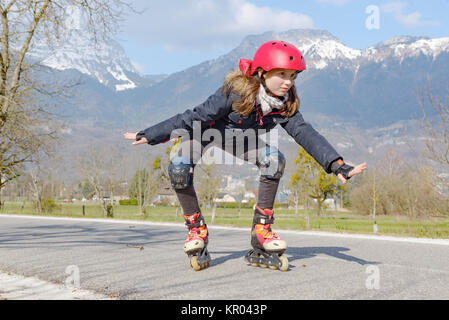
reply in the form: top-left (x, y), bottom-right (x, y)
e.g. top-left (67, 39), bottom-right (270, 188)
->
top-left (239, 40), bottom-right (306, 77)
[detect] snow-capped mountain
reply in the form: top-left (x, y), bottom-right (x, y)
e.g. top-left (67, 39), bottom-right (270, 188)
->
top-left (42, 27), bottom-right (449, 129)
top-left (364, 36), bottom-right (449, 62)
top-left (116, 28), bottom-right (448, 131)
top-left (261, 29), bottom-right (362, 70)
top-left (31, 27), bottom-right (449, 95)
top-left (207, 29), bottom-right (363, 73)
top-left (243, 30), bottom-right (449, 71)
top-left (30, 26), bottom-right (143, 91)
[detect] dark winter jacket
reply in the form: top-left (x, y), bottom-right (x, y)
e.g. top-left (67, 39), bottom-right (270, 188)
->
top-left (138, 86), bottom-right (343, 173)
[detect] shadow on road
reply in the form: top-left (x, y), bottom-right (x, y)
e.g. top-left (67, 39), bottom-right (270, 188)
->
top-left (0, 223), bottom-right (184, 249)
top-left (209, 246), bottom-right (379, 269)
top-left (287, 246), bottom-right (379, 266)
top-left (209, 250), bottom-right (249, 267)
top-left (0, 220), bottom-right (379, 269)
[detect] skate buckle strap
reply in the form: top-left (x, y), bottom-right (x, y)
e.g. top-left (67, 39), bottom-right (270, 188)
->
top-left (254, 207), bottom-right (275, 225)
top-left (253, 214), bottom-right (275, 225)
top-left (184, 212), bottom-right (205, 228)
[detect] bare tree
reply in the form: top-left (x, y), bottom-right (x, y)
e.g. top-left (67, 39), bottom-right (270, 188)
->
top-left (127, 148), bottom-right (166, 216)
top-left (349, 150), bottom-right (445, 217)
top-left (77, 145), bottom-right (118, 217)
top-left (371, 171), bottom-right (378, 219)
top-left (0, 0), bottom-right (131, 192)
top-left (419, 85), bottom-right (449, 187)
top-left (105, 145), bottom-right (126, 206)
top-left (128, 167), bottom-right (146, 215)
top-left (144, 157), bottom-right (163, 207)
top-left (288, 172), bottom-right (304, 215)
top-left (195, 163), bottom-right (220, 210)
top-left (24, 152), bottom-right (60, 214)
top-left (28, 164), bottom-right (43, 213)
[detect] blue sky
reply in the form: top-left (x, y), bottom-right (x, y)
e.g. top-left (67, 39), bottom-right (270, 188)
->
top-left (117, 0), bottom-right (449, 75)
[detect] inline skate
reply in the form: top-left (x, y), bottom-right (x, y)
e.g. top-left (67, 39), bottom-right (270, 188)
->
top-left (184, 211), bottom-right (211, 271)
top-left (245, 206), bottom-right (288, 271)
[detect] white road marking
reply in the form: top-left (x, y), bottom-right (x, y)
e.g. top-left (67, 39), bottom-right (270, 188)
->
top-left (0, 270), bottom-right (114, 300)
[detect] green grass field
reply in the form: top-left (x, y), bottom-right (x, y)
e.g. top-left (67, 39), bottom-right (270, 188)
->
top-left (1, 201), bottom-right (449, 239)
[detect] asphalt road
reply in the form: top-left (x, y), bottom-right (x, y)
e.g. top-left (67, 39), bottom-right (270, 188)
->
top-left (1, 214), bottom-right (448, 300)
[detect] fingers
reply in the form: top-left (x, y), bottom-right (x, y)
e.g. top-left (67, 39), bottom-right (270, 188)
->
top-left (358, 162), bottom-right (367, 171)
top-left (354, 162), bottom-right (367, 174)
top-left (132, 139), bottom-right (145, 145)
top-left (123, 132), bottom-right (137, 140)
top-left (337, 173), bottom-right (347, 184)
top-left (337, 162), bottom-right (368, 184)
top-left (348, 162), bottom-right (367, 178)
top-left (123, 132), bottom-right (148, 145)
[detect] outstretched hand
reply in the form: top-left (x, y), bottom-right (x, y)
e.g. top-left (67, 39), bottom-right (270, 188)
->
top-left (337, 162), bottom-right (367, 184)
top-left (123, 132), bottom-right (148, 145)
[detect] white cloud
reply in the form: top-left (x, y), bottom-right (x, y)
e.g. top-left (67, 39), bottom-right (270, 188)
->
top-left (122, 0), bottom-right (314, 51)
top-left (130, 60), bottom-right (146, 75)
top-left (381, 1), bottom-right (440, 28)
top-left (381, 1), bottom-right (406, 14)
top-left (314, 0), bottom-right (351, 6)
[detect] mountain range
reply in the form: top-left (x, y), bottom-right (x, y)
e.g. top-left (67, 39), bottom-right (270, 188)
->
top-left (32, 28), bottom-right (449, 183)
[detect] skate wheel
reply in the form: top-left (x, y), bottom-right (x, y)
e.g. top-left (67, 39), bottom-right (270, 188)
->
top-left (255, 254), bottom-right (267, 268)
top-left (200, 262), bottom-right (210, 270)
top-left (279, 255), bottom-right (289, 272)
top-left (190, 256), bottom-right (201, 271)
top-left (269, 265), bottom-right (278, 270)
top-left (251, 263), bottom-right (259, 267)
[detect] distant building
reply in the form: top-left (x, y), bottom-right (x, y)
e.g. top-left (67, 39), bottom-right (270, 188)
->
top-left (214, 193), bottom-right (236, 203)
top-left (113, 195), bottom-right (128, 202)
top-left (223, 176), bottom-right (245, 194)
top-left (244, 190), bottom-right (257, 202)
top-left (276, 191), bottom-right (290, 204)
top-left (312, 198), bottom-right (337, 210)
top-left (152, 188), bottom-right (177, 206)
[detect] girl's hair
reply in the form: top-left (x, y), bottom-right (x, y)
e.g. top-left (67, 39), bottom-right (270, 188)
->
top-left (223, 69), bottom-right (299, 118)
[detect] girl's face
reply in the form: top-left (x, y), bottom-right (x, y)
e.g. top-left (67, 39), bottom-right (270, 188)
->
top-left (259, 68), bottom-right (298, 96)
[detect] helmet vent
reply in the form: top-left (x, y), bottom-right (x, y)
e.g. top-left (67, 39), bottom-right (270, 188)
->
top-left (272, 42), bottom-right (276, 45)
top-left (289, 56), bottom-right (294, 61)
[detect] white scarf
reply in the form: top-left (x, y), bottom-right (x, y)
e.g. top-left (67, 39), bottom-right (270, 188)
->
top-left (256, 84), bottom-right (289, 115)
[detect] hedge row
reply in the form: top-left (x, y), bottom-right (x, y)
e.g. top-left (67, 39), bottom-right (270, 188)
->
top-left (119, 199), bottom-right (138, 206)
top-left (215, 202), bottom-right (256, 209)
top-left (118, 199), bottom-right (257, 208)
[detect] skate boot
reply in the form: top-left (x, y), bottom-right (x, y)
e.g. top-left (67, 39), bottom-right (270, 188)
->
top-left (183, 211), bottom-right (211, 271)
top-left (245, 206), bottom-right (288, 271)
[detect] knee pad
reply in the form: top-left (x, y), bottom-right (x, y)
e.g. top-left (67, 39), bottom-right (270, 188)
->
top-left (168, 156), bottom-right (194, 189)
top-left (258, 147), bottom-right (286, 180)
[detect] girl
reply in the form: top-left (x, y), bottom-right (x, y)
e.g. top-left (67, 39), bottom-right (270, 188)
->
top-left (124, 41), bottom-right (367, 271)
